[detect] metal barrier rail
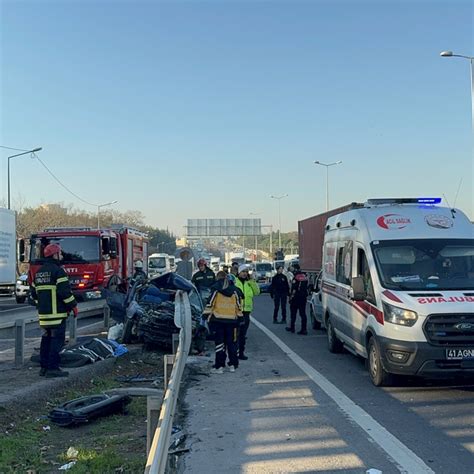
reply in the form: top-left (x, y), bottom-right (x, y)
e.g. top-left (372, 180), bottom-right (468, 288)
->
top-left (0, 302), bottom-right (108, 367)
top-left (145, 290), bottom-right (192, 474)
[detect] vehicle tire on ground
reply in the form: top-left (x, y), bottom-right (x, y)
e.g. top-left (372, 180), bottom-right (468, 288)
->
top-left (326, 316), bottom-right (343, 353)
top-left (15, 296), bottom-right (26, 304)
top-left (310, 306), bottom-right (321, 330)
top-left (367, 336), bottom-right (392, 387)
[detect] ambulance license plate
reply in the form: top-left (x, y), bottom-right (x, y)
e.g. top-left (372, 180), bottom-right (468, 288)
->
top-left (446, 349), bottom-right (474, 360)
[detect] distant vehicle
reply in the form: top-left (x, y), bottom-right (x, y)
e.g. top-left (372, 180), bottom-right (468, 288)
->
top-left (210, 257), bottom-right (220, 272)
top-left (21, 225), bottom-right (149, 300)
top-left (15, 274), bottom-right (30, 304)
top-left (0, 208), bottom-right (16, 296)
top-left (168, 256), bottom-right (176, 272)
top-left (148, 253), bottom-right (173, 277)
top-left (320, 197), bottom-right (474, 386)
top-left (225, 251), bottom-right (245, 265)
top-left (253, 262), bottom-right (273, 283)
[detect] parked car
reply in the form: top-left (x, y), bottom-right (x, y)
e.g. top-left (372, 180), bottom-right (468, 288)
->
top-left (309, 272), bottom-right (323, 330)
top-left (15, 274), bottom-right (30, 303)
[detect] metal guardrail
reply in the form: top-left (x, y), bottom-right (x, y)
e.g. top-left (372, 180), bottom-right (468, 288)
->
top-left (145, 290), bottom-right (193, 474)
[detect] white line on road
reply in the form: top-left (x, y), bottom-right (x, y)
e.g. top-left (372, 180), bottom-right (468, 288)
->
top-left (251, 316), bottom-right (435, 474)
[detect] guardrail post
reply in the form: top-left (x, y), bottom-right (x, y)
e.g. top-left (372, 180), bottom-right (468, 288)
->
top-left (68, 313), bottom-right (77, 345)
top-left (146, 396), bottom-right (161, 455)
top-left (14, 319), bottom-right (25, 368)
top-left (172, 333), bottom-right (179, 355)
top-left (164, 354), bottom-right (175, 391)
top-left (103, 304), bottom-right (110, 330)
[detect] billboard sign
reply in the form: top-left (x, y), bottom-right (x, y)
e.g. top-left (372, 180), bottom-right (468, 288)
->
top-left (186, 218), bottom-right (261, 237)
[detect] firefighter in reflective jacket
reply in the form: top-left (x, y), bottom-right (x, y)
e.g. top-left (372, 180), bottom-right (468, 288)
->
top-left (30, 243), bottom-right (78, 378)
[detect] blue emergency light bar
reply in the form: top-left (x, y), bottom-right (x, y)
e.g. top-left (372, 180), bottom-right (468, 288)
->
top-left (367, 198), bottom-right (442, 205)
top-left (417, 198), bottom-right (442, 204)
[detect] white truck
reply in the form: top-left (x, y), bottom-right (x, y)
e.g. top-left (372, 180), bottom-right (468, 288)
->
top-left (148, 253), bottom-right (173, 278)
top-left (0, 208), bottom-right (17, 296)
top-left (319, 197), bottom-right (474, 386)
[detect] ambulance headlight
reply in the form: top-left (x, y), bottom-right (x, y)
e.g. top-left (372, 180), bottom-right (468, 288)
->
top-left (382, 302), bottom-right (418, 327)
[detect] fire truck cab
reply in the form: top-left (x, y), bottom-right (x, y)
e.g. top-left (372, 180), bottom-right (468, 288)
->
top-left (22, 225), bottom-right (148, 300)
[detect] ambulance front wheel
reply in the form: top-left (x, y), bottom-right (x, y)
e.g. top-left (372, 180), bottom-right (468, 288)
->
top-left (326, 316), bottom-right (343, 353)
top-left (367, 336), bottom-right (392, 387)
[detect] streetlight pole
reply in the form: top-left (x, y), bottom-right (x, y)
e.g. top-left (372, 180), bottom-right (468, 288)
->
top-left (313, 160), bottom-right (343, 211)
top-left (249, 212), bottom-right (260, 261)
top-left (7, 147), bottom-right (42, 209)
top-left (440, 51), bottom-right (474, 127)
top-left (270, 194), bottom-right (288, 251)
top-left (97, 200), bottom-right (118, 229)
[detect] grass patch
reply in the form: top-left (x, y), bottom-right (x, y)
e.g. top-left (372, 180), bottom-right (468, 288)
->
top-left (0, 420), bottom-right (44, 473)
top-left (0, 356), bottom-right (155, 473)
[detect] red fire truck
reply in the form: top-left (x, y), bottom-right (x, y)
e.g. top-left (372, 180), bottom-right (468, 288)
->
top-left (20, 225), bottom-right (149, 300)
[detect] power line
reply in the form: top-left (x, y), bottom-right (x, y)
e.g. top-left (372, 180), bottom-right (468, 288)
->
top-left (32, 153), bottom-right (100, 207)
top-left (0, 145), bottom-right (30, 152)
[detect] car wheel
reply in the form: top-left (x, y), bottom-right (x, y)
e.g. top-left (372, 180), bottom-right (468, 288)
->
top-left (367, 337), bottom-right (392, 387)
top-left (326, 316), bottom-right (343, 353)
top-left (16, 296), bottom-right (26, 304)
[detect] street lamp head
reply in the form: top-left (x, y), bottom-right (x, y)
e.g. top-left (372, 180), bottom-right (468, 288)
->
top-left (440, 51), bottom-right (453, 57)
top-left (336, 160), bottom-right (342, 164)
top-left (314, 160), bottom-right (320, 164)
top-left (32, 147), bottom-right (43, 153)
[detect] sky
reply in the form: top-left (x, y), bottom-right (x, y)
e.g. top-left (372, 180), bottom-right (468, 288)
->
top-left (1, 0), bottom-right (473, 235)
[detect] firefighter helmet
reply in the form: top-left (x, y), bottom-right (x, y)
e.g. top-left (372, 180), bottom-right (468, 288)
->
top-left (44, 243), bottom-right (62, 258)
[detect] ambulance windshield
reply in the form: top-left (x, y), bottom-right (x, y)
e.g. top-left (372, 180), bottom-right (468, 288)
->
top-left (371, 239), bottom-right (474, 291)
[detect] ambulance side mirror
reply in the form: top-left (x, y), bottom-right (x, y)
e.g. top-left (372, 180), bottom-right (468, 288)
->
top-left (351, 276), bottom-right (366, 301)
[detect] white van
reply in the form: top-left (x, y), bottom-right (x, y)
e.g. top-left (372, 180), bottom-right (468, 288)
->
top-left (321, 198), bottom-right (474, 386)
top-left (148, 253), bottom-right (172, 277)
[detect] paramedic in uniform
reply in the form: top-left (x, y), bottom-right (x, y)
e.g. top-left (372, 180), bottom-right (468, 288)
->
top-left (30, 243), bottom-right (78, 378)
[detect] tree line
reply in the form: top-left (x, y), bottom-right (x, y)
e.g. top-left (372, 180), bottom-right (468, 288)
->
top-left (12, 202), bottom-right (176, 254)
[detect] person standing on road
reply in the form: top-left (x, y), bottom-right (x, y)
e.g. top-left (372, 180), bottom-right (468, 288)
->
top-left (270, 265), bottom-right (290, 324)
top-left (192, 259), bottom-right (216, 301)
top-left (230, 262), bottom-right (239, 278)
top-left (286, 263), bottom-right (309, 335)
top-left (205, 271), bottom-right (243, 374)
top-left (234, 265), bottom-right (260, 360)
top-left (131, 260), bottom-right (147, 284)
top-left (30, 243), bottom-right (78, 378)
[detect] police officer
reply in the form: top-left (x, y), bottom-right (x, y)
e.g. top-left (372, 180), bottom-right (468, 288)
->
top-left (31, 243), bottom-right (78, 377)
top-left (270, 265), bottom-right (290, 324)
top-left (192, 258), bottom-right (216, 300)
top-left (286, 263), bottom-right (309, 335)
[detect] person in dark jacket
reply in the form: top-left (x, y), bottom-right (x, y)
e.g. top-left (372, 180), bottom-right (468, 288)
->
top-left (286, 263), bottom-right (309, 335)
top-left (270, 265), bottom-right (290, 324)
top-left (192, 258), bottom-right (216, 300)
top-left (30, 243), bottom-right (78, 377)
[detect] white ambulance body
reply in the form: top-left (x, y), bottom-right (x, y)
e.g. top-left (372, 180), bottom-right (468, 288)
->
top-left (321, 198), bottom-right (474, 386)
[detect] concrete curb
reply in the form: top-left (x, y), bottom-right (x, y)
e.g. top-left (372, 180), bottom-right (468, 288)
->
top-left (0, 345), bottom-right (143, 408)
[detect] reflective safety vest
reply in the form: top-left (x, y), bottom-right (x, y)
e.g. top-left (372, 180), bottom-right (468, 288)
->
top-left (209, 291), bottom-right (242, 323)
top-left (31, 259), bottom-right (77, 327)
top-left (234, 278), bottom-right (260, 312)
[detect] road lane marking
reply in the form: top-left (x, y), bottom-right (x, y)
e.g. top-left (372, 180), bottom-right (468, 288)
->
top-left (251, 316), bottom-right (435, 474)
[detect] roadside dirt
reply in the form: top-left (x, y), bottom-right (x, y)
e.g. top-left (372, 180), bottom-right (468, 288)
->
top-left (0, 348), bottom-right (165, 473)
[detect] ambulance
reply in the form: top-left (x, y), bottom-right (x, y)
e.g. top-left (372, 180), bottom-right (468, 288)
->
top-left (320, 198), bottom-right (474, 386)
